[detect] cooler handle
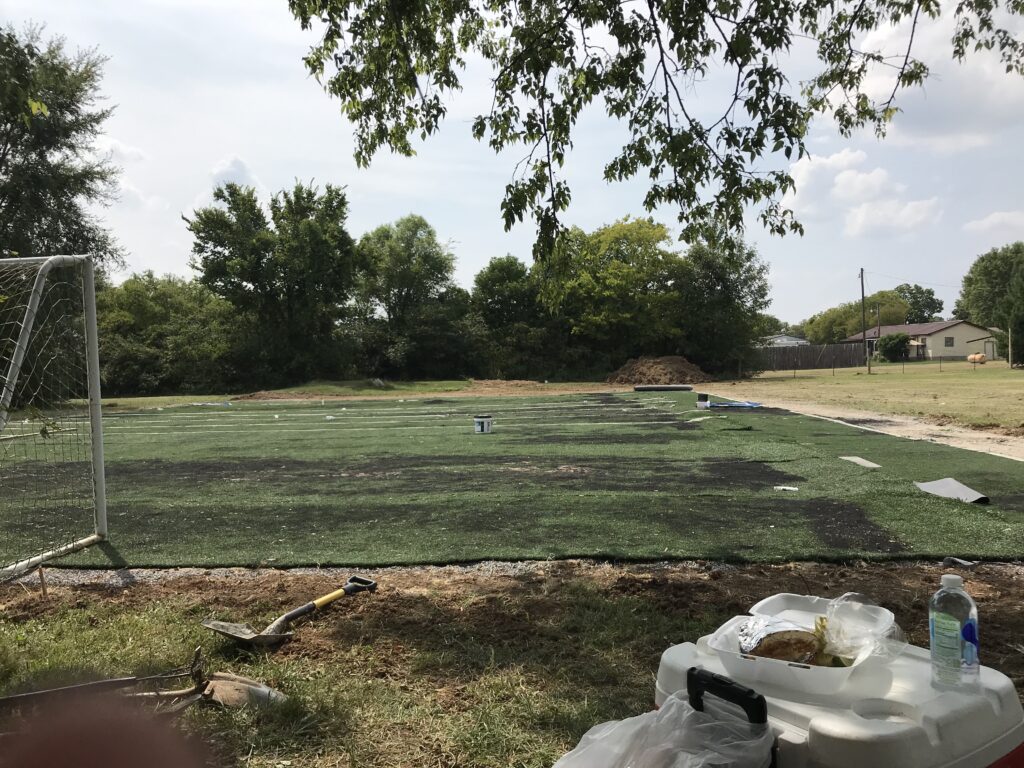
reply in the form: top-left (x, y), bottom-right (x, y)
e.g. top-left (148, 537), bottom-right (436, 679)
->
top-left (687, 667), bottom-right (768, 725)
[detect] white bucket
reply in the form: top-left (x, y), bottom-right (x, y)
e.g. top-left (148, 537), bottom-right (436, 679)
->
top-left (474, 415), bottom-right (493, 434)
top-left (696, 393), bottom-right (710, 409)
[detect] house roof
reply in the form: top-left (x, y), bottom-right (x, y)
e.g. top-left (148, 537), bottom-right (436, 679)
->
top-left (842, 319), bottom-right (992, 342)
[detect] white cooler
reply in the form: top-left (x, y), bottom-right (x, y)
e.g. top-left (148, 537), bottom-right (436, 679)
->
top-left (655, 594), bottom-right (1024, 768)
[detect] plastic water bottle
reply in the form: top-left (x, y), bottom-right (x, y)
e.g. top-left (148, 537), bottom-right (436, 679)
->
top-left (929, 574), bottom-right (980, 690)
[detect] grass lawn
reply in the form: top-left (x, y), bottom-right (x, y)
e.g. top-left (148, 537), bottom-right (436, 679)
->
top-left (3, 390), bottom-right (1023, 569)
top-left (2, 562), bottom-right (1023, 767)
top-left (714, 361), bottom-right (1024, 431)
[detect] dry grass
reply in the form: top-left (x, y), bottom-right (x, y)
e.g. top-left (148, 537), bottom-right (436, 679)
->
top-left (2, 561), bottom-right (1023, 766)
top-left (714, 361), bottom-right (1024, 432)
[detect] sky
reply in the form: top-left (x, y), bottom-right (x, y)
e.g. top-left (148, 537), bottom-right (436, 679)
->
top-left (4, 0), bottom-right (1023, 323)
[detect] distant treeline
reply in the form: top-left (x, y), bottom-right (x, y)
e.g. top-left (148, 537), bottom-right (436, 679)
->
top-left (96, 183), bottom-right (773, 395)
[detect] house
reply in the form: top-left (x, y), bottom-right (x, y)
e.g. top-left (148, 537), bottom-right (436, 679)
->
top-left (761, 333), bottom-right (809, 347)
top-left (842, 320), bottom-right (997, 360)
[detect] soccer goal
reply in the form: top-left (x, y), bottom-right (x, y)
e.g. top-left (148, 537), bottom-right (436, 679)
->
top-left (0, 255), bottom-right (107, 581)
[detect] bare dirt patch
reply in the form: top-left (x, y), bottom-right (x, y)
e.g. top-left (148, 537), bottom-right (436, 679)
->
top-left (5, 560), bottom-right (1022, 696)
top-left (703, 393), bottom-right (1024, 462)
top-left (235, 380), bottom-right (633, 402)
top-left (607, 356), bottom-right (712, 385)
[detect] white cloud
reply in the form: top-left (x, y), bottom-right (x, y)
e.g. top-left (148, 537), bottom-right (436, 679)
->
top-left (831, 168), bottom-right (904, 203)
top-left (857, 8), bottom-right (1024, 155)
top-left (963, 210), bottom-right (1024, 234)
top-left (209, 155), bottom-right (264, 190)
top-left (886, 127), bottom-right (993, 155)
top-left (844, 198), bottom-right (942, 237)
top-left (783, 148), bottom-right (866, 215)
top-left (118, 179), bottom-right (168, 212)
top-left (94, 136), bottom-right (148, 164)
top-left (191, 156), bottom-right (269, 211)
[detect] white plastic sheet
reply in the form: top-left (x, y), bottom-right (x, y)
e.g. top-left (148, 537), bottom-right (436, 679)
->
top-left (552, 692), bottom-right (773, 768)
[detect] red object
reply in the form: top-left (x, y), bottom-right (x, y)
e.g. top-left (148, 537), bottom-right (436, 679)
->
top-left (990, 740), bottom-right (1024, 767)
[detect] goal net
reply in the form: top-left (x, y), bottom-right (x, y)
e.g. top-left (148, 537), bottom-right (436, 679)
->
top-left (0, 256), bottom-right (107, 581)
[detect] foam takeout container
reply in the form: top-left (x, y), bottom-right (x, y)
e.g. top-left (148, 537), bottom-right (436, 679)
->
top-left (706, 593), bottom-right (896, 696)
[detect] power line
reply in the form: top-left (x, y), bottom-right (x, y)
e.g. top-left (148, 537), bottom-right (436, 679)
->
top-left (864, 270), bottom-right (961, 290)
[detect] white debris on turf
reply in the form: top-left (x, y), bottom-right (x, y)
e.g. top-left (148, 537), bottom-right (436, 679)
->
top-left (774, 486), bottom-right (799, 492)
top-left (915, 478), bottom-right (989, 504)
top-left (839, 456), bottom-right (881, 469)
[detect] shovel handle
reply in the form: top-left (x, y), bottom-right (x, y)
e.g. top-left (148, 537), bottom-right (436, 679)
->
top-left (278, 576), bottom-right (377, 625)
top-left (313, 575), bottom-right (377, 609)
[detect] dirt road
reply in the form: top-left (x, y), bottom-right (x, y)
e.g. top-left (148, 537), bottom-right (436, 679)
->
top-left (705, 390), bottom-right (1024, 462)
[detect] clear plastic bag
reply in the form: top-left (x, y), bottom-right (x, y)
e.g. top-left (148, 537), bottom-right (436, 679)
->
top-left (823, 592), bottom-right (907, 663)
top-left (552, 691), bottom-right (773, 768)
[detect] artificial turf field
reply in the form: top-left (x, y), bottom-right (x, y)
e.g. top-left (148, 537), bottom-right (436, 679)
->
top-left (3, 390), bottom-right (1024, 569)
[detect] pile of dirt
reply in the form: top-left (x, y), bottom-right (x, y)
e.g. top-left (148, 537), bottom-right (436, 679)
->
top-left (607, 356), bottom-right (711, 385)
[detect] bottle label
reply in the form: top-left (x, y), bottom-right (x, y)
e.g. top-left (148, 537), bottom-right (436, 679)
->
top-left (962, 618), bottom-right (979, 665)
top-left (931, 612), bottom-right (963, 685)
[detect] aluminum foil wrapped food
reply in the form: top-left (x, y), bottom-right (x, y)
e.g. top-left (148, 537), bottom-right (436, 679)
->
top-left (738, 617), bottom-right (822, 663)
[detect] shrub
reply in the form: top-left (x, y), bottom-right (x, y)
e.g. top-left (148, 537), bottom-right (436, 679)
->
top-left (876, 333), bottom-right (910, 362)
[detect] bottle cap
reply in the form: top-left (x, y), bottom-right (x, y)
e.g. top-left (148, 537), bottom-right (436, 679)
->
top-left (941, 574), bottom-right (964, 590)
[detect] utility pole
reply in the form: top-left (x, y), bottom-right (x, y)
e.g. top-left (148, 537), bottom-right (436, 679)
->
top-left (860, 268), bottom-right (870, 372)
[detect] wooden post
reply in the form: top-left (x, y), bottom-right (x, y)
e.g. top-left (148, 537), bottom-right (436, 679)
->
top-left (38, 567), bottom-right (48, 599)
top-left (860, 268), bottom-right (870, 372)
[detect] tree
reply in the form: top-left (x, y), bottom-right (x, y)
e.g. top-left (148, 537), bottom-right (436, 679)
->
top-left (401, 286), bottom-right (492, 379)
top-left (876, 333), bottom-right (910, 362)
top-left (954, 243), bottom-right (1024, 326)
top-left (671, 240), bottom-right (771, 374)
top-left (186, 181), bottom-right (359, 384)
top-left (895, 284), bottom-right (943, 324)
top-left (802, 290), bottom-right (910, 344)
top-left (993, 257), bottom-right (1024, 366)
top-left (754, 314), bottom-right (788, 338)
top-left (536, 220), bottom-right (770, 375)
top-left (539, 218), bottom-right (681, 365)
top-left (0, 26), bottom-right (122, 265)
top-left (97, 273), bottom-right (237, 394)
top-left (473, 255), bottom-right (541, 333)
top-left (355, 214), bottom-right (459, 376)
top-left (288, 0), bottom-right (1022, 255)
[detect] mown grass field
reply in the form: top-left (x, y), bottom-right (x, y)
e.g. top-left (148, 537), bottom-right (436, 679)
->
top-left (3, 390), bottom-right (1023, 569)
top-left (715, 361), bottom-right (1024, 431)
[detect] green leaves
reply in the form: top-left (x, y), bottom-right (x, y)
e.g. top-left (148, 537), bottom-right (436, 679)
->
top-left (26, 97), bottom-right (48, 117)
top-left (0, 26), bottom-right (122, 265)
top-left (290, 0), bottom-right (1021, 252)
top-left (184, 181), bottom-right (360, 385)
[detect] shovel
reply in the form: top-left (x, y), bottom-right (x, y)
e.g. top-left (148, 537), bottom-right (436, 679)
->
top-left (202, 575), bottom-right (376, 648)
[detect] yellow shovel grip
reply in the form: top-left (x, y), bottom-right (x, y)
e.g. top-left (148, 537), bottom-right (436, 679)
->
top-left (312, 587), bottom-right (351, 609)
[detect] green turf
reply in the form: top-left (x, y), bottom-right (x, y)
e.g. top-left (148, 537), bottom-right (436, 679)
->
top-left (3, 391), bottom-right (1022, 568)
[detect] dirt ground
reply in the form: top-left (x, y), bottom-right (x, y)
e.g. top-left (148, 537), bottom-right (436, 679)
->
top-left (236, 380), bottom-right (634, 402)
top-left (704, 393), bottom-right (1024, 462)
top-left (607, 356), bottom-right (712, 385)
top-left (7, 559), bottom-right (1024, 697)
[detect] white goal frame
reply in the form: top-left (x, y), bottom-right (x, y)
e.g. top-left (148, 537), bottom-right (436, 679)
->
top-left (0, 255), bottom-right (107, 580)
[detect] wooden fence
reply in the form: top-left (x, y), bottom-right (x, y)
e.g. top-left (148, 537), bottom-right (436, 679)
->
top-left (756, 343), bottom-right (865, 372)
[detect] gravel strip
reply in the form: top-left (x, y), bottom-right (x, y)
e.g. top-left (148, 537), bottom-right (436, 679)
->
top-left (12, 558), bottom-right (1021, 589)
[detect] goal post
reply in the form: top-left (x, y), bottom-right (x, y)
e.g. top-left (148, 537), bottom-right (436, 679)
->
top-left (0, 255), bottom-right (107, 581)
